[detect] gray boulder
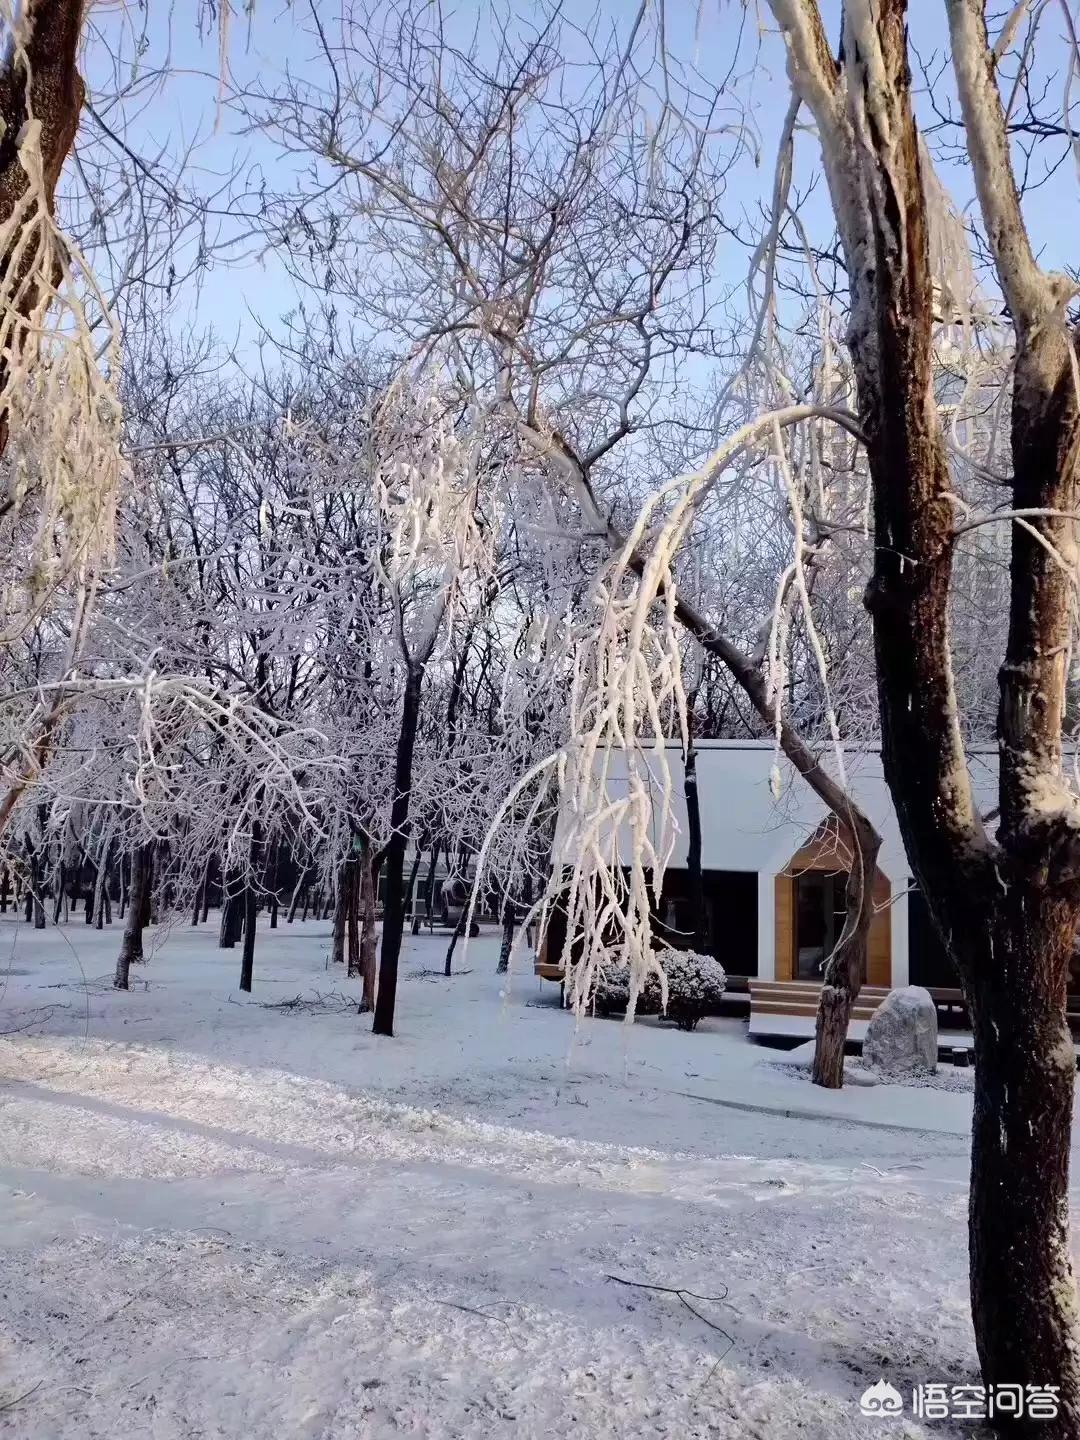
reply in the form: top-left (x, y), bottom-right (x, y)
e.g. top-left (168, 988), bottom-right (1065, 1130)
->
top-left (863, 986), bottom-right (938, 1077)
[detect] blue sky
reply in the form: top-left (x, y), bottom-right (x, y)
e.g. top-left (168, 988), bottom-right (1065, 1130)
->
top-left (74, 1), bottom-right (1080, 359)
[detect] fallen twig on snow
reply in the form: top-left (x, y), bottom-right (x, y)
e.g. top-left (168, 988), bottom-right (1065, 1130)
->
top-left (257, 990), bottom-right (357, 1014)
top-left (605, 1274), bottom-right (735, 1350)
top-left (0, 1378), bottom-right (43, 1413)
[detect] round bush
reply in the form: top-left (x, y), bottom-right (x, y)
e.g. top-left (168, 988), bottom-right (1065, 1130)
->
top-left (592, 946), bottom-right (726, 1030)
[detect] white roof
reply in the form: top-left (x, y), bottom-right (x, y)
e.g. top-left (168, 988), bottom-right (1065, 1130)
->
top-left (561, 740), bottom-right (998, 880)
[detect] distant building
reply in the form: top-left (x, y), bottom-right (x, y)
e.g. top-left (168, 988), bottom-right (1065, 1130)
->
top-left (548, 740), bottom-right (999, 990)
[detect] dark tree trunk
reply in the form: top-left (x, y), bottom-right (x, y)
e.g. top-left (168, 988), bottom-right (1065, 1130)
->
top-left (239, 884), bottom-right (257, 992)
top-left (345, 855), bottom-right (361, 977)
top-left (51, 863), bottom-right (64, 925)
top-left (372, 665), bottom-right (423, 1035)
top-left (113, 844), bottom-right (149, 990)
top-left (811, 823), bottom-right (880, 1089)
top-left (141, 847), bottom-right (154, 929)
top-left (965, 900), bottom-right (1080, 1430)
top-left (331, 861), bottom-right (348, 965)
top-left (444, 909), bottom-right (468, 977)
top-left (358, 841), bottom-right (377, 1011)
top-left (239, 820), bottom-right (261, 993)
top-left (683, 733), bottom-right (706, 952)
top-left (219, 869), bottom-right (243, 949)
top-left (496, 899), bottom-right (516, 974)
top-left (266, 840), bottom-right (279, 929)
top-left (0, 867), bottom-right (8, 912)
top-left (405, 847), bottom-right (422, 930)
top-left (424, 843), bottom-right (441, 928)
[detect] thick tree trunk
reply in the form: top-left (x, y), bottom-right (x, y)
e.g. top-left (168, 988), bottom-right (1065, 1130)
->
top-left (113, 844), bottom-right (149, 990)
top-left (372, 666), bottom-right (423, 1035)
top-left (963, 902), bottom-right (1080, 1435)
top-left (811, 824), bottom-right (881, 1089)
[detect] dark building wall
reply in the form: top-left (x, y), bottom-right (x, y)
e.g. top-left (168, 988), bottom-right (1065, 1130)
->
top-left (543, 867), bottom-right (758, 977)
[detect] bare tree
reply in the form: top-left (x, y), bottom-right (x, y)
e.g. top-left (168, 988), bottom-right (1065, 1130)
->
top-left (754, 0), bottom-right (1080, 1423)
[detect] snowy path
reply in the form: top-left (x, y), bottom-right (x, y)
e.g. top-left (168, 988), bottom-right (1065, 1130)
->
top-left (0, 920), bottom-right (994, 1436)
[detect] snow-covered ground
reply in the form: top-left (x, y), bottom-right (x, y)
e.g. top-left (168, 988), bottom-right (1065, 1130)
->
top-left (0, 915), bottom-right (1014, 1436)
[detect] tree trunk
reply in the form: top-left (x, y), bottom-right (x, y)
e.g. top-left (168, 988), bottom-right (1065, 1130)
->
top-left (331, 861), bottom-right (348, 965)
top-left (266, 841), bottom-right (279, 929)
top-left (966, 900), bottom-right (1080, 1434)
top-left (444, 910), bottom-right (467, 977)
top-left (405, 847), bottom-right (422, 931)
top-left (372, 665), bottom-right (423, 1035)
top-left (288, 867), bottom-right (309, 923)
top-left (424, 843), bottom-right (441, 928)
top-left (219, 869), bottom-right (243, 948)
top-left (92, 840), bottom-right (110, 930)
top-left (239, 882), bottom-right (257, 992)
top-left (51, 863), bottom-right (64, 925)
top-left (683, 733), bottom-right (706, 952)
top-left (358, 841), bottom-right (377, 1011)
top-left (239, 820), bottom-right (261, 993)
top-left (113, 844), bottom-right (149, 990)
top-left (811, 825), bottom-right (881, 1089)
top-left (345, 855), bottom-right (361, 977)
top-left (496, 899), bottom-right (515, 974)
top-left (141, 846), bottom-right (155, 929)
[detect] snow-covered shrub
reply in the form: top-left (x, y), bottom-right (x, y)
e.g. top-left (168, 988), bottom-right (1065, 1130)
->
top-left (592, 946), bottom-right (726, 1031)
